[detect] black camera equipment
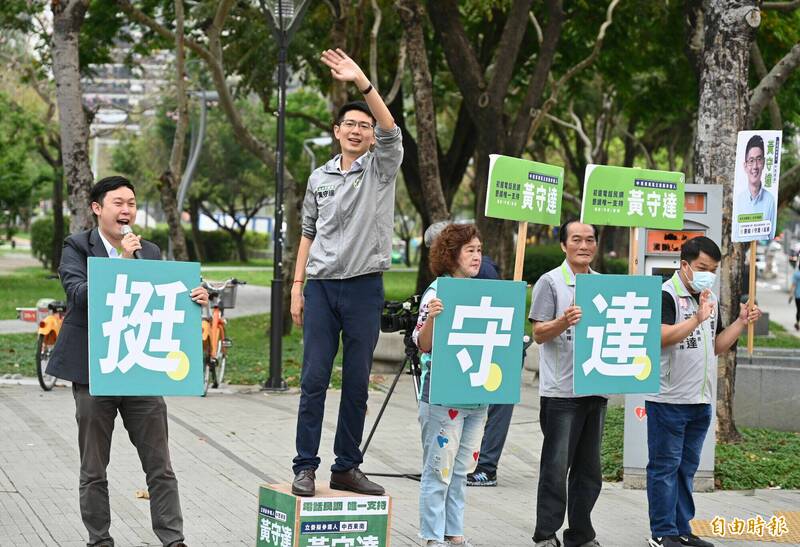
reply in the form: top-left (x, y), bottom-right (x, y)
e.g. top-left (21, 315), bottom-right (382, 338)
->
top-left (361, 294), bottom-right (423, 481)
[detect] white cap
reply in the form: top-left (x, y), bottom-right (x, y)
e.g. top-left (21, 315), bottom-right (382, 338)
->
top-left (423, 220), bottom-right (452, 248)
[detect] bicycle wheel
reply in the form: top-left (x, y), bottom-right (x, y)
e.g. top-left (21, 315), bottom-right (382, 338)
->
top-left (213, 338), bottom-right (226, 388)
top-left (202, 343), bottom-right (212, 397)
top-left (35, 334), bottom-right (57, 391)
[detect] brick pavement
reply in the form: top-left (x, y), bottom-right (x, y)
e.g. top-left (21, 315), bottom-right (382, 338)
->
top-left (0, 374), bottom-right (797, 547)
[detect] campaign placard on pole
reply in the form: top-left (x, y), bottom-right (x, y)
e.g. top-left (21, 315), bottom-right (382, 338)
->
top-left (88, 257), bottom-right (203, 396)
top-left (573, 274), bottom-right (661, 395)
top-left (485, 154), bottom-right (564, 224)
top-left (430, 277), bottom-right (526, 405)
top-left (580, 165), bottom-right (685, 229)
top-left (732, 130), bottom-right (782, 242)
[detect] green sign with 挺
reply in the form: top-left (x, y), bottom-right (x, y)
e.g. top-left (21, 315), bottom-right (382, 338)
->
top-left (484, 154), bottom-right (564, 225)
top-left (257, 485), bottom-right (391, 547)
top-left (580, 165), bottom-right (685, 229)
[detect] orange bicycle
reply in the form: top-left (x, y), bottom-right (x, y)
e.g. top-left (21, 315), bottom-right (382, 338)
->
top-left (16, 298), bottom-right (66, 391)
top-left (200, 277), bottom-right (245, 395)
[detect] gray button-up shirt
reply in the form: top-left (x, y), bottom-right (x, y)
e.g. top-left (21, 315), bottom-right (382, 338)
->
top-left (530, 260), bottom-right (598, 398)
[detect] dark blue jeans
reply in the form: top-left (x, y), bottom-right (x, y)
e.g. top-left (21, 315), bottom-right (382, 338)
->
top-left (475, 403), bottom-right (514, 474)
top-left (646, 401), bottom-right (712, 537)
top-left (534, 396), bottom-right (607, 547)
top-left (293, 274), bottom-right (384, 474)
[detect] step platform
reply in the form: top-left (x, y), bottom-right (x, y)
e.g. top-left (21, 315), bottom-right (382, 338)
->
top-left (257, 483), bottom-right (392, 547)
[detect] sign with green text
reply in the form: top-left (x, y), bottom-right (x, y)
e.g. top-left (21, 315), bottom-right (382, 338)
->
top-left (257, 484), bottom-right (391, 547)
top-left (430, 277), bottom-right (526, 405)
top-left (732, 130), bottom-right (782, 242)
top-left (574, 274), bottom-right (661, 395)
top-left (88, 257), bottom-right (203, 396)
top-left (580, 165), bottom-right (685, 229)
top-left (484, 154), bottom-right (564, 225)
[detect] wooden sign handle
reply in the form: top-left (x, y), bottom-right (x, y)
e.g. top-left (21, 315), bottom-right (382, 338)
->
top-left (513, 222), bottom-right (528, 281)
top-left (628, 227), bottom-right (640, 275)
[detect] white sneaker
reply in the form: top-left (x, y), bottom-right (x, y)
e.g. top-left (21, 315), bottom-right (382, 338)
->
top-left (534, 538), bottom-right (560, 547)
top-left (447, 539), bottom-right (476, 547)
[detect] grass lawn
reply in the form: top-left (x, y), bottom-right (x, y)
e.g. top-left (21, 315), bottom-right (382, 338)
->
top-left (215, 313), bottom-right (344, 387)
top-left (0, 267), bottom-right (65, 320)
top-left (738, 320), bottom-right (800, 349)
top-left (600, 405), bottom-right (800, 489)
top-left (0, 333), bottom-right (37, 376)
top-left (201, 269), bottom-right (272, 286)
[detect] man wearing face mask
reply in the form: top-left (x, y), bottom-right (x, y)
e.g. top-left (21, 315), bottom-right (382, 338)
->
top-left (646, 236), bottom-right (761, 547)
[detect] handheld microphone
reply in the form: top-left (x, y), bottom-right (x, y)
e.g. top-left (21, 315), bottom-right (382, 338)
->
top-left (120, 225), bottom-right (141, 259)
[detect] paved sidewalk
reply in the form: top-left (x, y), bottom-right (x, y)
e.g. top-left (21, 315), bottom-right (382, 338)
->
top-left (1, 372), bottom-right (798, 547)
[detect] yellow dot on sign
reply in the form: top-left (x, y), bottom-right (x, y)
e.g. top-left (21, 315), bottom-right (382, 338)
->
top-left (483, 363), bottom-right (503, 392)
top-left (633, 355), bottom-right (651, 381)
top-left (166, 351), bottom-right (190, 381)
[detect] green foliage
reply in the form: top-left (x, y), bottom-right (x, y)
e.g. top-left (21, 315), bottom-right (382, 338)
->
top-left (601, 405), bottom-right (624, 481)
top-left (739, 320), bottom-right (800, 349)
top-left (600, 406), bottom-right (800, 489)
top-left (139, 226), bottom-right (237, 263)
top-left (30, 215), bottom-right (69, 270)
top-left (523, 244), bottom-right (565, 286)
top-left (604, 257), bottom-right (629, 274)
top-left (0, 267), bottom-right (65, 320)
top-left (715, 428), bottom-right (800, 490)
top-left (223, 313), bottom-right (343, 388)
top-left (0, 333), bottom-right (37, 377)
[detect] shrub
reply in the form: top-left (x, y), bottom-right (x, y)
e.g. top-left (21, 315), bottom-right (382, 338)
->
top-left (523, 243), bottom-right (566, 286)
top-left (137, 226), bottom-right (238, 263)
top-left (30, 215), bottom-right (69, 269)
top-left (244, 230), bottom-right (270, 255)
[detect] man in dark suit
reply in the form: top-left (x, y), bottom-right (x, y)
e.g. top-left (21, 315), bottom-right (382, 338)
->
top-left (47, 176), bottom-right (208, 547)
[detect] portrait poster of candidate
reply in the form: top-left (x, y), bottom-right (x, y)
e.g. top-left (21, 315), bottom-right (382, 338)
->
top-left (732, 130), bottom-right (782, 242)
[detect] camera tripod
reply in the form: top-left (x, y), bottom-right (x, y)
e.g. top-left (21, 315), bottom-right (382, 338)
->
top-left (361, 329), bottom-right (423, 481)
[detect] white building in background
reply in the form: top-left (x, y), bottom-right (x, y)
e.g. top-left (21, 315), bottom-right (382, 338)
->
top-left (82, 43), bottom-right (171, 176)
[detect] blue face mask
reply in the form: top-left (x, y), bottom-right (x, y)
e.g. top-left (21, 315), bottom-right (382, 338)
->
top-left (688, 265), bottom-right (716, 292)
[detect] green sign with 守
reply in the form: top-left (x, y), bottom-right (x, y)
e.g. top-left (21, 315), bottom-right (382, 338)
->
top-left (430, 277), bottom-right (526, 405)
top-left (484, 154), bottom-right (564, 224)
top-left (573, 274), bottom-right (661, 395)
top-left (257, 484), bottom-right (391, 547)
top-left (88, 257), bottom-right (204, 396)
top-left (580, 164), bottom-right (685, 229)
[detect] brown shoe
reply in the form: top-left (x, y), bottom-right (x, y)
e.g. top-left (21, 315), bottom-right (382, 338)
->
top-left (292, 468), bottom-right (316, 497)
top-left (330, 467), bottom-right (385, 495)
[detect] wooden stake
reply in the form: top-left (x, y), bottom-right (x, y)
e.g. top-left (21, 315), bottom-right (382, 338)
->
top-left (628, 227), bottom-right (640, 275)
top-left (747, 240), bottom-right (757, 355)
top-left (513, 222), bottom-right (528, 281)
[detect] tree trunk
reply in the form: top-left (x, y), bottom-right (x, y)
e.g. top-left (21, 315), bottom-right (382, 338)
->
top-left (160, 0), bottom-right (190, 262)
top-left (692, 0), bottom-right (757, 443)
top-left (397, 0), bottom-right (449, 224)
top-left (233, 230), bottom-right (248, 263)
top-left (475, 140), bottom-right (514, 277)
top-left (50, 0), bottom-right (94, 234)
top-left (188, 196), bottom-right (205, 262)
top-left (158, 173), bottom-right (187, 261)
top-left (51, 166), bottom-right (64, 272)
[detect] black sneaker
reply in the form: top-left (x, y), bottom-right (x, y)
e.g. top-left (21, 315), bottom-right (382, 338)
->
top-left (679, 534), bottom-right (714, 547)
top-left (466, 470), bottom-right (497, 486)
top-left (648, 537), bottom-right (682, 547)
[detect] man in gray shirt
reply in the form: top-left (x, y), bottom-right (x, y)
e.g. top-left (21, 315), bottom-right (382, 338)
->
top-left (289, 49), bottom-right (403, 497)
top-left (530, 219), bottom-right (605, 547)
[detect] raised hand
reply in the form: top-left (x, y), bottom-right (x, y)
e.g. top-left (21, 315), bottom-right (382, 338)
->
top-left (696, 289), bottom-right (715, 323)
top-left (321, 49), bottom-right (366, 84)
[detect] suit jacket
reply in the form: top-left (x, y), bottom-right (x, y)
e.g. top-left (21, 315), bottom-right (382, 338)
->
top-left (47, 228), bottom-right (162, 384)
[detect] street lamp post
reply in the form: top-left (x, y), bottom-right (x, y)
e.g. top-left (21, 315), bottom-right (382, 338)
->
top-left (259, 0), bottom-right (311, 390)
